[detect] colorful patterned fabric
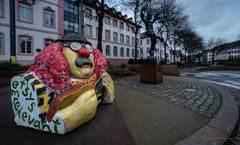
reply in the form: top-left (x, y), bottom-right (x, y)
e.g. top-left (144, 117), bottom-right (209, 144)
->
top-left (29, 42), bottom-right (70, 91)
top-left (69, 74), bottom-right (97, 87)
top-left (93, 48), bottom-right (107, 77)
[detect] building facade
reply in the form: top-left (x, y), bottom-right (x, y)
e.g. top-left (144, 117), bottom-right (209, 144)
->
top-left (0, 0), bottom-right (63, 65)
top-left (206, 40), bottom-right (240, 63)
top-left (0, 0), bottom-right (141, 65)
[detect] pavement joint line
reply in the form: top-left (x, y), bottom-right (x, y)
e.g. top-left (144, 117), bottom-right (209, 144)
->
top-left (201, 79), bottom-right (240, 90)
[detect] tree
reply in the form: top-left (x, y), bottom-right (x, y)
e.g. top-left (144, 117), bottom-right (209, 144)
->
top-left (84, 0), bottom-right (118, 53)
top-left (207, 37), bottom-right (226, 65)
top-left (121, 0), bottom-right (145, 60)
top-left (155, 0), bottom-right (187, 63)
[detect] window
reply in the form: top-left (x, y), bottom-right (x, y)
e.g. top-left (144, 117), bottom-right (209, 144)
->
top-left (120, 22), bottom-right (124, 29)
top-left (113, 32), bottom-right (118, 42)
top-left (131, 37), bottom-right (134, 46)
top-left (131, 27), bottom-right (135, 33)
top-left (69, 3), bottom-right (74, 13)
top-left (113, 46), bottom-right (118, 57)
top-left (137, 38), bottom-right (139, 46)
top-left (113, 19), bottom-right (118, 27)
top-left (132, 49), bottom-right (135, 57)
top-left (105, 45), bottom-right (110, 56)
top-left (140, 48), bottom-right (143, 55)
top-left (126, 48), bottom-right (130, 57)
top-left (64, 1), bottom-right (79, 34)
top-left (85, 8), bottom-right (92, 19)
top-left (126, 35), bottom-right (130, 45)
top-left (120, 47), bottom-right (124, 57)
top-left (64, 20), bottom-right (69, 30)
top-left (127, 25), bottom-right (130, 31)
top-left (19, 2), bottom-right (32, 23)
top-left (74, 5), bottom-right (78, 14)
top-left (105, 30), bottom-right (111, 41)
top-left (147, 39), bottom-right (150, 44)
top-left (19, 36), bottom-right (32, 54)
top-left (43, 9), bottom-right (55, 27)
top-left (0, 0), bottom-right (3, 18)
top-left (44, 38), bottom-right (54, 47)
top-left (69, 22), bottom-right (74, 31)
top-left (140, 40), bottom-right (142, 45)
top-left (64, 1), bottom-right (68, 11)
top-left (0, 33), bottom-right (3, 53)
top-left (105, 16), bottom-right (111, 25)
top-left (74, 23), bottom-right (79, 33)
top-left (120, 34), bottom-right (124, 44)
top-left (147, 47), bottom-right (149, 53)
top-left (85, 25), bottom-right (92, 38)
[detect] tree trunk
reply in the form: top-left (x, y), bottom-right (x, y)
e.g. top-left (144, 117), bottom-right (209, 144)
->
top-left (134, 30), bottom-right (138, 60)
top-left (164, 44), bottom-right (167, 64)
top-left (212, 50), bottom-right (215, 65)
top-left (134, 7), bottom-right (138, 61)
top-left (173, 37), bottom-right (176, 64)
top-left (96, 0), bottom-right (104, 53)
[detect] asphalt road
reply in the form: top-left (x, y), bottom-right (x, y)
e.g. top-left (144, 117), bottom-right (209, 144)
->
top-left (181, 70), bottom-right (240, 90)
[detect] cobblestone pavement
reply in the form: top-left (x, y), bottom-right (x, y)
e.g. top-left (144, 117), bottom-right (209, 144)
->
top-left (115, 75), bottom-right (222, 118)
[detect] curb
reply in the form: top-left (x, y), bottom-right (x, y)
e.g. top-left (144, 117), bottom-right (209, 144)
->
top-left (176, 84), bottom-right (239, 145)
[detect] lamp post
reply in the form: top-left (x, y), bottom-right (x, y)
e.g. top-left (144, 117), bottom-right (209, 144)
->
top-left (10, 0), bottom-right (16, 63)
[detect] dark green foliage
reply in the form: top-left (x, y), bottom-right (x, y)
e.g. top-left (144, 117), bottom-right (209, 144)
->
top-left (120, 63), bottom-right (127, 69)
top-left (128, 59), bottom-right (157, 64)
top-left (108, 64), bottom-right (135, 76)
top-left (0, 62), bottom-right (30, 71)
top-left (224, 61), bottom-right (240, 66)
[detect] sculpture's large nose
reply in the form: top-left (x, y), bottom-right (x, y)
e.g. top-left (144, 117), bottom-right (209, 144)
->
top-left (78, 47), bottom-right (90, 58)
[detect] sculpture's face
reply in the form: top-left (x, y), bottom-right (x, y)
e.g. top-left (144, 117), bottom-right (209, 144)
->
top-left (62, 42), bottom-right (94, 79)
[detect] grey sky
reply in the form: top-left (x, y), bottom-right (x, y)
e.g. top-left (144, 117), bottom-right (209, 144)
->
top-left (180, 0), bottom-right (240, 43)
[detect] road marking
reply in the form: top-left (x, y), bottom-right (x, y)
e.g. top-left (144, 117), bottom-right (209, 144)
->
top-left (202, 80), bottom-right (240, 90)
top-left (224, 80), bottom-right (240, 86)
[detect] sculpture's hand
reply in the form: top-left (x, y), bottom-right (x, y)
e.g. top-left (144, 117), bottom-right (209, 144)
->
top-left (101, 72), bottom-right (115, 104)
top-left (56, 86), bottom-right (98, 132)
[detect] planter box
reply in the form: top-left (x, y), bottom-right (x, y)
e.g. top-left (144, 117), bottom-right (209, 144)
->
top-left (160, 64), bottom-right (180, 76)
top-left (140, 64), bottom-right (162, 84)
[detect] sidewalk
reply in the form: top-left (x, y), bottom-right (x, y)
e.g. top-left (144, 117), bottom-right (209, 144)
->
top-left (115, 75), bottom-right (238, 145)
top-left (0, 75), bottom-right (238, 145)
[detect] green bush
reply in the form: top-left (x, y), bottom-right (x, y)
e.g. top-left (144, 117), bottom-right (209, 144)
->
top-left (0, 62), bottom-right (29, 71)
top-left (224, 61), bottom-right (240, 66)
top-left (120, 63), bottom-right (127, 69)
top-left (128, 59), bottom-right (157, 64)
top-left (108, 64), bottom-right (135, 76)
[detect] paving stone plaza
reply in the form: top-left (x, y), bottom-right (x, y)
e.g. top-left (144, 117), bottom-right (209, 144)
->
top-left (115, 75), bottom-right (222, 119)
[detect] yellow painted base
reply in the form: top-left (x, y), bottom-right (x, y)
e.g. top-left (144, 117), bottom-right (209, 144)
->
top-left (10, 56), bottom-right (17, 64)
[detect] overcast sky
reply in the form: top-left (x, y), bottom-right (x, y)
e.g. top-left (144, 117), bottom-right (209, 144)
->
top-left (180, 0), bottom-right (240, 43)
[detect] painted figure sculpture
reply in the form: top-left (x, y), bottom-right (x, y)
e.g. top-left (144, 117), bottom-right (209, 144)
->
top-left (11, 33), bottom-right (115, 134)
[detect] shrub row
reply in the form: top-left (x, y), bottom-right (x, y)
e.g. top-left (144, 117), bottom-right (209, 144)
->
top-left (128, 59), bottom-right (157, 64)
top-left (0, 62), bottom-right (29, 71)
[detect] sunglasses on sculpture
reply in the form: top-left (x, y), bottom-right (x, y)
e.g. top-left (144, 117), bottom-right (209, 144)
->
top-left (63, 42), bottom-right (93, 53)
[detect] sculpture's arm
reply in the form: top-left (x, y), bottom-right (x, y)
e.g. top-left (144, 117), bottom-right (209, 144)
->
top-left (101, 72), bottom-right (115, 104)
top-left (140, 9), bottom-right (147, 23)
